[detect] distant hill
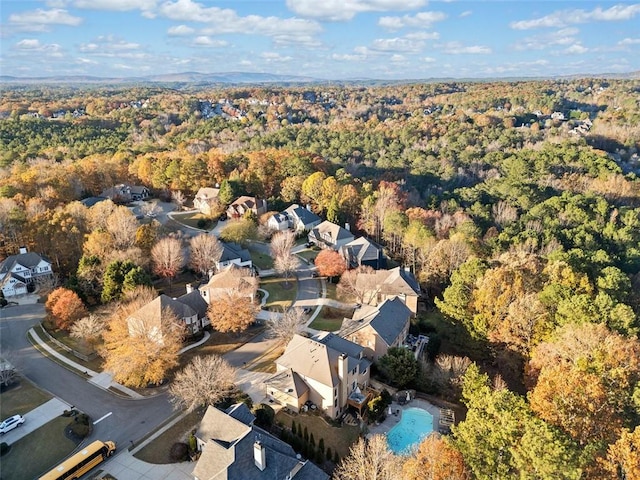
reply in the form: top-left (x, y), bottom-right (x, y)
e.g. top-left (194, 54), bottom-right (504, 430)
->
top-left (0, 70), bottom-right (638, 86)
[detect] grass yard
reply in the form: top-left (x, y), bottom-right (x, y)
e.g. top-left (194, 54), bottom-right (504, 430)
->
top-left (276, 410), bottom-right (360, 460)
top-left (170, 211), bottom-right (216, 231)
top-left (0, 376), bottom-right (51, 418)
top-left (308, 306), bottom-right (351, 332)
top-left (246, 345), bottom-right (284, 373)
top-left (134, 409), bottom-right (203, 464)
top-left (31, 325), bottom-right (102, 374)
top-left (260, 277), bottom-right (297, 310)
top-left (248, 246), bottom-right (274, 270)
top-left (296, 250), bottom-right (318, 263)
top-left (1, 415), bottom-right (79, 480)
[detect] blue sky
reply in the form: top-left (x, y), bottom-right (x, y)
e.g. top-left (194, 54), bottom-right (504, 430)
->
top-left (1, 1), bottom-right (639, 79)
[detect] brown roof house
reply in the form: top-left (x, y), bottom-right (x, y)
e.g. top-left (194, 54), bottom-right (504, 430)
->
top-left (194, 187), bottom-right (220, 216)
top-left (226, 196), bottom-right (267, 220)
top-left (127, 294), bottom-right (204, 340)
top-left (339, 297), bottom-right (412, 361)
top-left (193, 403), bottom-right (328, 480)
top-left (265, 332), bottom-right (372, 419)
top-left (354, 266), bottom-right (421, 316)
top-left (307, 221), bottom-right (355, 250)
top-left (198, 264), bottom-right (258, 304)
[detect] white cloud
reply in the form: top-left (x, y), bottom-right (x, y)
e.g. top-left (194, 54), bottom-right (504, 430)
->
top-left (390, 54), bottom-right (406, 63)
top-left (439, 42), bottom-right (491, 54)
top-left (8, 8), bottom-right (83, 30)
top-left (192, 36), bottom-right (227, 47)
top-left (286, 0), bottom-right (426, 21)
top-left (167, 25), bottom-right (194, 36)
top-left (14, 39), bottom-right (64, 57)
top-left (16, 39), bottom-right (42, 49)
top-left (159, 0), bottom-right (322, 46)
top-left (78, 35), bottom-right (144, 58)
top-left (73, 0), bottom-right (157, 12)
top-left (332, 53), bottom-right (366, 62)
top-left (379, 11), bottom-right (447, 30)
top-left (459, 10), bottom-right (472, 18)
top-left (562, 44), bottom-right (588, 54)
top-left (510, 4), bottom-right (640, 29)
top-left (618, 37), bottom-right (640, 45)
top-left (405, 31), bottom-right (439, 40)
top-left (260, 52), bottom-right (293, 62)
top-left (514, 27), bottom-right (579, 51)
top-left (422, 56), bottom-right (436, 63)
top-left (371, 37), bottom-right (425, 53)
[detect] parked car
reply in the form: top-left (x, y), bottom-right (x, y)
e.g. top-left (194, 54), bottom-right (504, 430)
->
top-left (0, 414), bottom-right (25, 434)
top-left (303, 307), bottom-right (312, 314)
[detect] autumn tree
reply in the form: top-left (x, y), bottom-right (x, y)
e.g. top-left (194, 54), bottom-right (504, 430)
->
top-left (106, 205), bottom-right (139, 250)
top-left (402, 434), bottom-right (470, 480)
top-left (602, 426), bottom-right (640, 480)
top-left (314, 249), bottom-right (346, 280)
top-left (334, 434), bottom-right (402, 480)
top-left (151, 236), bottom-right (185, 294)
top-left (189, 233), bottom-right (223, 278)
top-left (208, 293), bottom-right (259, 334)
top-left (100, 287), bottom-right (183, 387)
top-left (45, 287), bottom-right (88, 330)
top-left (527, 322), bottom-right (640, 448)
top-left (337, 265), bottom-right (379, 304)
top-left (169, 355), bottom-right (236, 412)
top-left (266, 307), bottom-right (306, 345)
top-left (270, 230), bottom-right (298, 284)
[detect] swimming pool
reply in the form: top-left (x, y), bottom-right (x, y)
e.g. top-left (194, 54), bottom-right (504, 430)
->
top-left (386, 407), bottom-right (434, 454)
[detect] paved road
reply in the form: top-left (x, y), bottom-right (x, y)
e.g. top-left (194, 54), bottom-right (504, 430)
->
top-left (0, 304), bottom-right (174, 456)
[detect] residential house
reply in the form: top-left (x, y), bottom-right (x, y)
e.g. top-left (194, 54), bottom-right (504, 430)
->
top-left (127, 294), bottom-right (203, 340)
top-left (180, 287), bottom-right (211, 329)
top-left (267, 204), bottom-right (321, 232)
top-left (199, 264), bottom-right (258, 304)
top-left (227, 196), bottom-right (267, 220)
top-left (0, 247), bottom-right (53, 298)
top-left (353, 267), bottom-right (421, 316)
top-left (216, 242), bottom-right (252, 271)
top-left (339, 298), bottom-right (412, 361)
top-left (265, 332), bottom-right (371, 419)
top-left (100, 184), bottom-right (149, 203)
top-left (339, 236), bottom-right (385, 269)
top-left (194, 187), bottom-right (220, 216)
top-left (307, 221), bottom-right (355, 250)
top-left (193, 403), bottom-right (328, 480)
top-left (80, 196), bottom-right (108, 208)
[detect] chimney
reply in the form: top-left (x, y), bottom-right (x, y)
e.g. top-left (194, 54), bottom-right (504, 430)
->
top-left (254, 441), bottom-right (266, 471)
top-left (344, 222), bottom-right (350, 232)
top-left (185, 283), bottom-right (193, 294)
top-left (19, 246), bottom-right (28, 254)
top-left (338, 353), bottom-right (347, 381)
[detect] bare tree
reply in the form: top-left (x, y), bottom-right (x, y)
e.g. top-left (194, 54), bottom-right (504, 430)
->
top-left (426, 354), bottom-right (472, 396)
top-left (140, 200), bottom-right (161, 218)
top-left (337, 265), bottom-right (379, 304)
top-left (266, 307), bottom-right (306, 345)
top-left (151, 236), bottom-right (185, 294)
top-left (334, 434), bottom-right (402, 480)
top-left (70, 315), bottom-right (105, 346)
top-left (169, 355), bottom-right (236, 412)
top-left (0, 351), bottom-right (18, 387)
top-left (270, 230), bottom-right (299, 283)
top-left (107, 206), bottom-right (139, 249)
top-left (189, 234), bottom-right (223, 278)
top-left (172, 190), bottom-right (187, 211)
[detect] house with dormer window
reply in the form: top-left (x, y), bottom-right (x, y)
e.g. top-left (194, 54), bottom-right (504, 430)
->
top-left (0, 247), bottom-right (53, 298)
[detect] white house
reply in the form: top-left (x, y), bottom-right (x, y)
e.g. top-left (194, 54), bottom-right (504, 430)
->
top-left (267, 204), bottom-right (322, 232)
top-left (193, 187), bottom-right (220, 216)
top-left (0, 248), bottom-right (53, 298)
top-left (215, 242), bottom-right (253, 271)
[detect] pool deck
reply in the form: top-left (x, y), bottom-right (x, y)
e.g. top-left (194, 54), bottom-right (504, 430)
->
top-left (366, 396), bottom-right (441, 441)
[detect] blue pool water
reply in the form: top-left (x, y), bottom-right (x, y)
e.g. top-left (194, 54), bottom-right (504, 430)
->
top-left (386, 407), bottom-right (434, 454)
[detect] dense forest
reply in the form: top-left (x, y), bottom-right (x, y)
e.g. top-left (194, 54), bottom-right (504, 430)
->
top-left (1, 78), bottom-right (639, 478)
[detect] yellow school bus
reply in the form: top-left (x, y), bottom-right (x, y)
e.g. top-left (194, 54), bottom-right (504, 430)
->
top-left (38, 440), bottom-right (116, 480)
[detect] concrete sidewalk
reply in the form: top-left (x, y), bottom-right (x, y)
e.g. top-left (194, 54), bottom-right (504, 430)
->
top-left (1, 398), bottom-right (70, 444)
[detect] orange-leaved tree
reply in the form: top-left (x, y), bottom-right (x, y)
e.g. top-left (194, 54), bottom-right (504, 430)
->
top-left (207, 293), bottom-right (259, 334)
top-left (45, 287), bottom-right (87, 330)
top-left (314, 249), bottom-right (346, 280)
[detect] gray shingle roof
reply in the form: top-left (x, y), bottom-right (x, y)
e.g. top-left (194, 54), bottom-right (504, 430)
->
top-left (0, 252), bottom-right (50, 274)
top-left (219, 242), bottom-right (251, 263)
top-left (285, 204), bottom-right (321, 227)
top-left (178, 290), bottom-right (209, 319)
top-left (130, 294), bottom-right (196, 327)
top-left (193, 406), bottom-right (328, 480)
top-left (340, 297), bottom-right (411, 346)
top-left (340, 237), bottom-right (383, 264)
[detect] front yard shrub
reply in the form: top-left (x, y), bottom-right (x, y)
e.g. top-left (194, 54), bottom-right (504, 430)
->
top-left (68, 413), bottom-right (91, 439)
top-left (326, 447), bottom-right (332, 462)
top-left (169, 442), bottom-right (189, 462)
top-left (0, 442), bottom-right (10, 456)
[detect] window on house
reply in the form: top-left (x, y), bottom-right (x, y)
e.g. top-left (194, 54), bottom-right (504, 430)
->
top-left (334, 399), bottom-right (338, 407)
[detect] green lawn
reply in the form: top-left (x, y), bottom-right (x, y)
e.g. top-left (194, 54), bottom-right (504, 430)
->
top-left (276, 410), bottom-right (360, 460)
top-left (296, 250), bottom-right (318, 263)
top-left (308, 306), bottom-right (350, 332)
top-left (170, 212), bottom-right (216, 231)
top-left (260, 277), bottom-right (297, 309)
top-left (0, 376), bottom-right (51, 418)
top-left (249, 246), bottom-right (274, 269)
top-left (1, 416), bottom-right (79, 480)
